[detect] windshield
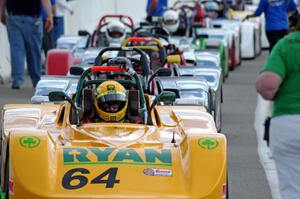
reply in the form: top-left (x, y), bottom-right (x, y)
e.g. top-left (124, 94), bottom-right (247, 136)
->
top-left (35, 87), bottom-right (66, 96)
top-left (210, 35), bottom-right (224, 40)
top-left (57, 43), bottom-right (76, 50)
top-left (196, 60), bottom-right (218, 68)
top-left (179, 90), bottom-right (205, 98)
top-left (201, 75), bottom-right (216, 83)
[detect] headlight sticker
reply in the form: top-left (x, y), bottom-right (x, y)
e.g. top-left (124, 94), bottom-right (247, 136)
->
top-left (198, 138), bottom-right (219, 150)
top-left (19, 136), bottom-right (41, 149)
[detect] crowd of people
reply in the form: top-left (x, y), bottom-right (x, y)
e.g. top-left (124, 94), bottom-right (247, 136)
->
top-left (0, 0), bottom-right (300, 197)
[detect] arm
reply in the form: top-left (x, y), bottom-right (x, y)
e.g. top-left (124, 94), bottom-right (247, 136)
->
top-left (0, 0), bottom-right (7, 24)
top-left (41, 0), bottom-right (54, 32)
top-left (256, 72), bottom-right (282, 100)
top-left (247, 0), bottom-right (267, 19)
top-left (256, 39), bottom-right (286, 101)
top-left (147, 0), bottom-right (158, 16)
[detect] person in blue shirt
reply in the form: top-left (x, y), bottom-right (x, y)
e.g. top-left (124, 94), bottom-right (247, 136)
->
top-left (146, 0), bottom-right (168, 22)
top-left (246, 0), bottom-right (297, 51)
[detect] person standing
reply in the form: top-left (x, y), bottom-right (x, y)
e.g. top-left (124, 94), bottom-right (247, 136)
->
top-left (53, 0), bottom-right (74, 46)
top-left (256, 18), bottom-right (300, 198)
top-left (146, 0), bottom-right (168, 22)
top-left (41, 0), bottom-right (56, 58)
top-left (246, 0), bottom-right (297, 51)
top-left (0, 0), bottom-right (53, 89)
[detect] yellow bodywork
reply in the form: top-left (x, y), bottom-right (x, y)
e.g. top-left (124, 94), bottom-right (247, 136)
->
top-left (1, 102), bottom-right (227, 199)
top-left (227, 9), bottom-right (260, 21)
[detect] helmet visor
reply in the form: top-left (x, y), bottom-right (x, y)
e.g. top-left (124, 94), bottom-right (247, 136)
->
top-left (98, 93), bottom-right (126, 103)
top-left (108, 26), bottom-right (124, 38)
top-left (98, 100), bottom-right (126, 113)
top-left (164, 19), bottom-right (177, 25)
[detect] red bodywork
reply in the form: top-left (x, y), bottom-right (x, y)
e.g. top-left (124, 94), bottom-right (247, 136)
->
top-left (47, 49), bottom-right (80, 75)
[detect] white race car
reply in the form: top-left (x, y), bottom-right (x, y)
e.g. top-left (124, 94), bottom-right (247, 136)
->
top-left (228, 9), bottom-right (262, 59)
top-left (209, 19), bottom-right (242, 66)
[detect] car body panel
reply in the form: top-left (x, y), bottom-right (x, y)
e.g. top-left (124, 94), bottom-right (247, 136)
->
top-left (227, 9), bottom-right (262, 58)
top-left (31, 76), bottom-right (79, 104)
top-left (154, 76), bottom-right (212, 112)
top-left (173, 67), bottom-right (223, 132)
top-left (209, 19), bottom-right (242, 66)
top-left (2, 104), bottom-right (227, 199)
top-left (192, 28), bottom-right (229, 77)
top-left (2, 65), bottom-right (227, 198)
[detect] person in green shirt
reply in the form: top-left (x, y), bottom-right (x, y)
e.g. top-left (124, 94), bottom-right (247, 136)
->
top-left (256, 20), bottom-right (300, 199)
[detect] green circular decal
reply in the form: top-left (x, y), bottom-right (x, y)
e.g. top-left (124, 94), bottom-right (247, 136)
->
top-left (19, 136), bottom-right (41, 148)
top-left (198, 138), bottom-right (219, 150)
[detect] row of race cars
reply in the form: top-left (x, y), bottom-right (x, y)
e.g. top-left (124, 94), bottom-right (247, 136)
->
top-left (1, 0), bottom-right (268, 198)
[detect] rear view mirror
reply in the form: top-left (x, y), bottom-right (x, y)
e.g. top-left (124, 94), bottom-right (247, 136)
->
top-left (70, 66), bottom-right (84, 76)
top-left (150, 91), bottom-right (176, 111)
top-left (78, 30), bottom-right (90, 36)
top-left (167, 55), bottom-right (181, 64)
top-left (157, 91), bottom-right (176, 103)
top-left (49, 91), bottom-right (69, 102)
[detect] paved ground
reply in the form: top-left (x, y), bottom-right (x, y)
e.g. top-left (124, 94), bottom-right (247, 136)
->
top-left (0, 51), bottom-right (274, 198)
top-left (222, 51), bottom-right (273, 198)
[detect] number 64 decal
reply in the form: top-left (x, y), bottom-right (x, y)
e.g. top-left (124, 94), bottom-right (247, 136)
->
top-left (62, 167), bottom-right (120, 190)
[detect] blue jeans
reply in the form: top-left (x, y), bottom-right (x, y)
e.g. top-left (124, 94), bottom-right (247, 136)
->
top-left (53, 16), bottom-right (65, 46)
top-left (7, 15), bottom-right (43, 87)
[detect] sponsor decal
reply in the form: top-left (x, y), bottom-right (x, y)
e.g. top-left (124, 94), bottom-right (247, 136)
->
top-left (63, 148), bottom-right (172, 166)
top-left (143, 168), bottom-right (172, 177)
top-left (9, 179), bottom-right (14, 195)
top-left (19, 136), bottom-right (40, 148)
top-left (198, 138), bottom-right (219, 150)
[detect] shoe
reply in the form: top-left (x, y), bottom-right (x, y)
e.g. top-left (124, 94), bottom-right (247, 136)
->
top-left (11, 85), bottom-right (20, 89)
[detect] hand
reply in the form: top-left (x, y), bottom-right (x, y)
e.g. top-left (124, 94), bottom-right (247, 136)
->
top-left (243, 15), bottom-right (250, 22)
top-left (0, 12), bottom-right (6, 25)
top-left (245, 14), bottom-right (253, 20)
top-left (44, 16), bottom-right (53, 32)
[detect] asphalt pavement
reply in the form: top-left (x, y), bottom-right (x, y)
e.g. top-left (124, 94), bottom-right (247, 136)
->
top-left (222, 51), bottom-right (272, 198)
top-left (0, 51), bottom-right (273, 198)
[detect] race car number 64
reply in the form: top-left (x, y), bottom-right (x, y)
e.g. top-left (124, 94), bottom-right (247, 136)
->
top-left (62, 168), bottom-right (120, 190)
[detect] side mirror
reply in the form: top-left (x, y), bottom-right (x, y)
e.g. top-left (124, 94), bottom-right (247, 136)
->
top-left (167, 55), bottom-right (181, 64)
top-left (69, 66), bottom-right (84, 76)
top-left (49, 91), bottom-right (81, 126)
top-left (78, 30), bottom-right (90, 36)
top-left (147, 68), bottom-right (171, 93)
top-left (158, 91), bottom-right (176, 103)
top-left (150, 91), bottom-right (176, 111)
top-left (49, 91), bottom-right (69, 102)
top-left (197, 34), bottom-right (209, 39)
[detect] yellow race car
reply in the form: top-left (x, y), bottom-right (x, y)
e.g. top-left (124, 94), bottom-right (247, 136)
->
top-left (1, 65), bottom-right (227, 199)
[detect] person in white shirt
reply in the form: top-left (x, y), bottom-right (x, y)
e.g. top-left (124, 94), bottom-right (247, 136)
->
top-left (53, 0), bottom-right (73, 46)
